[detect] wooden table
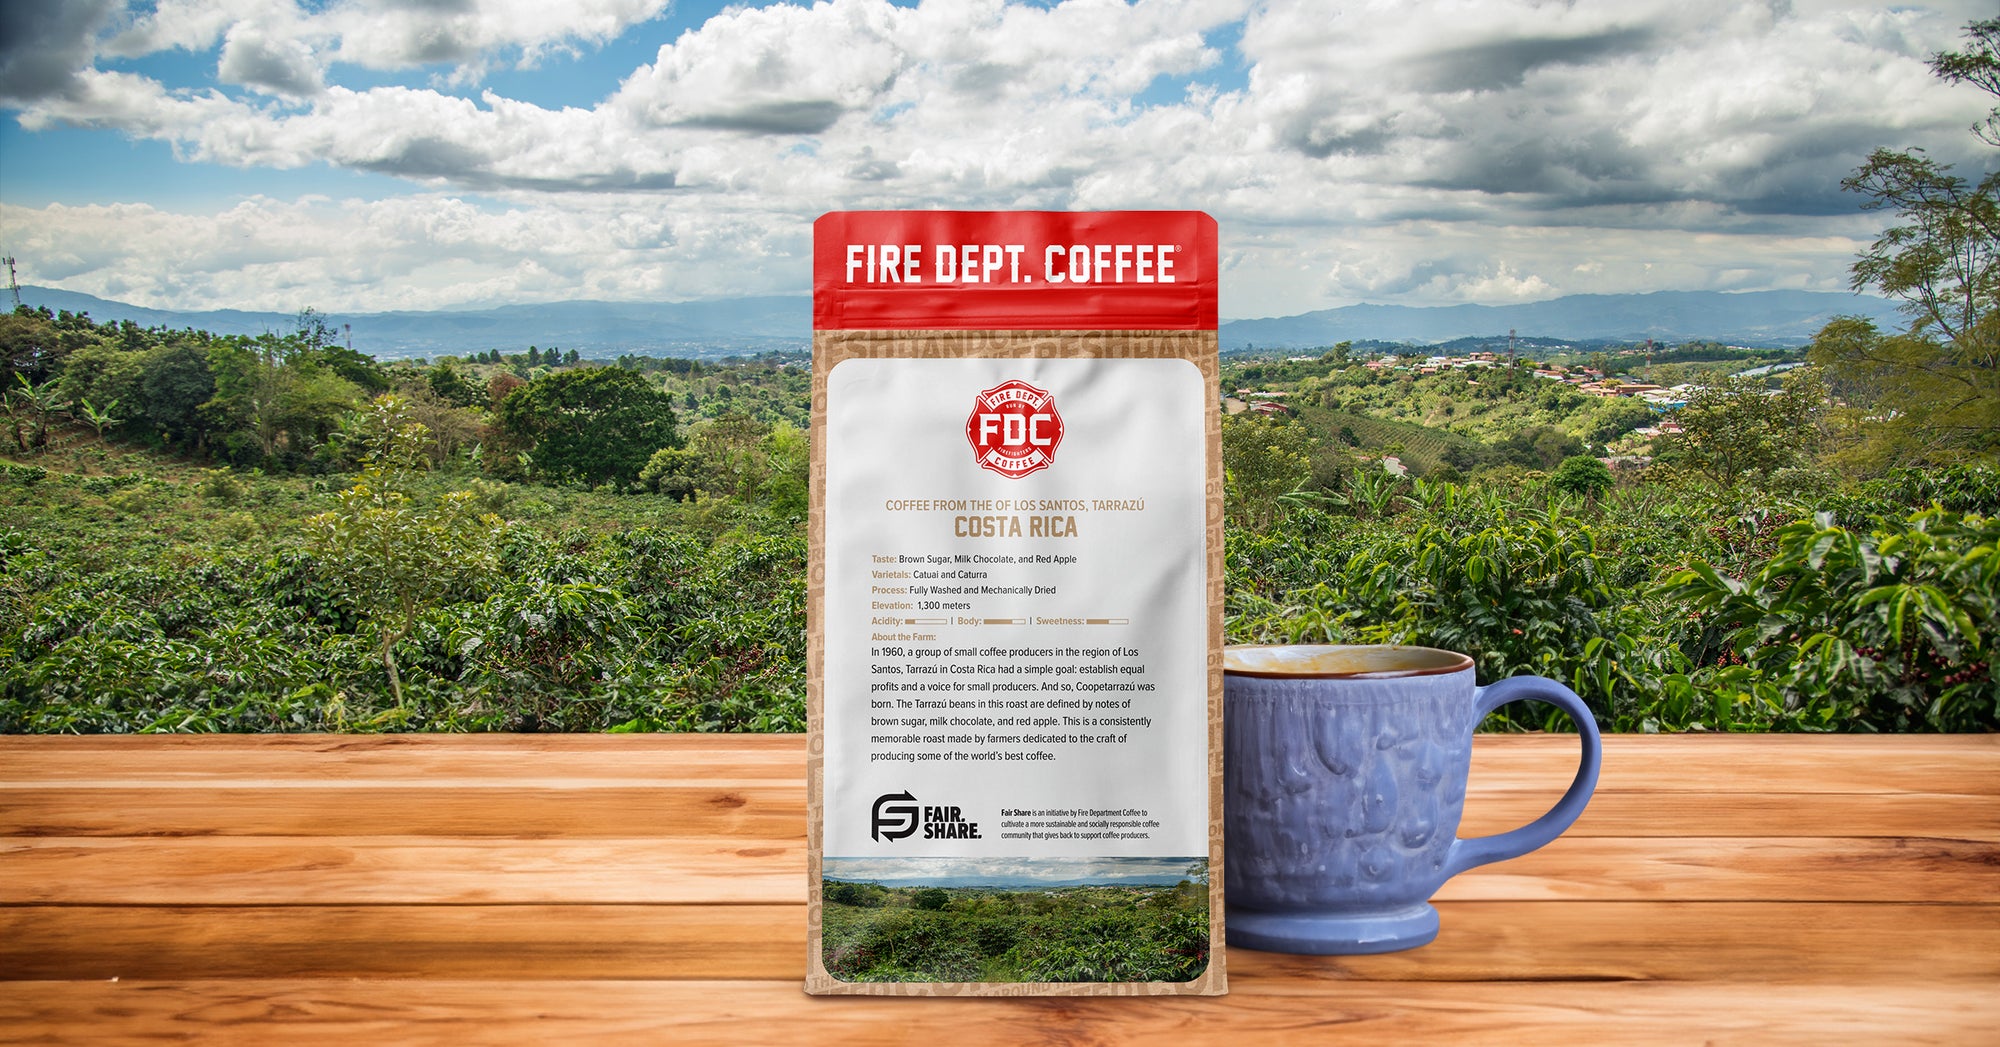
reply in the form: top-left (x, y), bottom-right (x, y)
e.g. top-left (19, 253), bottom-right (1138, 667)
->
top-left (2, 734), bottom-right (1995, 1044)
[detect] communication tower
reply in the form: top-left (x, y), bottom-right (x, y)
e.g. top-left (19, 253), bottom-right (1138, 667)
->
top-left (3, 257), bottom-right (18, 310)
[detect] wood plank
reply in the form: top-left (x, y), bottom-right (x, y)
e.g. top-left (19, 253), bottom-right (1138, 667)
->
top-left (0, 838), bottom-right (804, 905)
top-left (7, 771), bottom-right (1992, 839)
top-left (1467, 738), bottom-right (2000, 795)
top-left (6, 836), bottom-right (1992, 905)
top-left (1429, 836), bottom-right (2000, 903)
top-left (0, 741), bottom-right (802, 782)
top-left (5, 785), bottom-right (1989, 841)
top-left (1464, 790), bottom-right (2000, 839)
top-left (1232, 901), bottom-right (2000, 985)
top-left (0, 733), bottom-right (807, 753)
top-left (6, 781), bottom-right (1993, 841)
top-left (1, 979), bottom-right (1992, 1046)
top-left (5, 734), bottom-right (1993, 795)
top-left (0, 785), bottom-right (806, 838)
top-left (6, 902), bottom-right (1995, 984)
top-left (0, 905), bottom-right (802, 981)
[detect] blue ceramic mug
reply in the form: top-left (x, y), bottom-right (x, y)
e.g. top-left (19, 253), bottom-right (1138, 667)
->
top-left (1224, 644), bottom-right (1601, 954)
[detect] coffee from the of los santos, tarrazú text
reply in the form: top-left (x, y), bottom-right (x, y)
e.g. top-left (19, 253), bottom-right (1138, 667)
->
top-left (806, 211), bottom-right (1225, 996)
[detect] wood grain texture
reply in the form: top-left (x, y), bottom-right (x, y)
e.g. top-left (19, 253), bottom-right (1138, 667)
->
top-left (10, 781), bottom-right (1995, 839)
top-left (2, 979), bottom-right (1993, 1047)
top-left (0, 783), bottom-right (805, 838)
top-left (7, 902), bottom-right (1996, 984)
top-left (7, 834), bottom-right (1992, 905)
top-left (3, 734), bottom-right (1995, 1043)
top-left (0, 837), bottom-right (804, 904)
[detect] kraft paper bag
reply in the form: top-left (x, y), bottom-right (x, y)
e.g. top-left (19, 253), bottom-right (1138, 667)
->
top-left (806, 211), bottom-right (1225, 996)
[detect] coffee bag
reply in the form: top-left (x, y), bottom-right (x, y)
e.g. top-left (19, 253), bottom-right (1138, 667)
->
top-left (807, 211), bottom-right (1225, 996)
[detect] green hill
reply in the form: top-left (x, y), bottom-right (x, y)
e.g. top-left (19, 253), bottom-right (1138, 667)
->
top-left (1292, 405), bottom-right (1482, 475)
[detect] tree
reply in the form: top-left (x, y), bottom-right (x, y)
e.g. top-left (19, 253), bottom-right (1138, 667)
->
top-left (1587, 398), bottom-right (1658, 444)
top-left (276, 366), bottom-right (365, 455)
top-left (75, 397), bottom-right (121, 439)
top-left (134, 341), bottom-right (216, 448)
top-left (1811, 18), bottom-right (2000, 467)
top-left (638, 446), bottom-right (703, 500)
top-left (761, 423), bottom-right (810, 517)
top-left (1655, 370), bottom-right (1826, 488)
top-left (3, 374), bottom-right (68, 452)
top-left (319, 344), bottom-right (390, 394)
top-left (1497, 425), bottom-right (1583, 470)
top-left (497, 367), bottom-right (680, 486)
top-left (295, 307), bottom-right (338, 351)
top-left (1550, 454), bottom-right (1615, 498)
top-left (1221, 414), bottom-right (1312, 530)
top-left (0, 309), bottom-right (63, 386)
top-left (684, 413), bottom-right (772, 501)
top-left (305, 395), bottom-right (500, 708)
top-left (427, 362), bottom-right (482, 408)
top-left (486, 372), bottom-right (526, 411)
top-left (200, 335), bottom-right (364, 464)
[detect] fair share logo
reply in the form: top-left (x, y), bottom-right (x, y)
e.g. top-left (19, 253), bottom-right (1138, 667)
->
top-left (965, 380), bottom-right (1064, 479)
top-left (870, 791), bottom-right (982, 842)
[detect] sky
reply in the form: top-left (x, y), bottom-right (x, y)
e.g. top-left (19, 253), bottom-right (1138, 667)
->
top-left (0, 0), bottom-right (1994, 320)
top-left (821, 855), bottom-right (1198, 887)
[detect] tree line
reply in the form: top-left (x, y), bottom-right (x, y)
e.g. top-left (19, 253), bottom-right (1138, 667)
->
top-left (0, 303), bottom-right (817, 508)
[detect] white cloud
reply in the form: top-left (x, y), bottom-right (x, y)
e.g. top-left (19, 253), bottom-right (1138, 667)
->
top-left (217, 20), bottom-right (324, 97)
top-left (321, 0), bottom-right (673, 71)
top-left (103, 0), bottom-right (280, 59)
top-left (610, 0), bottom-right (912, 134)
top-left (0, 0), bottom-right (122, 104)
top-left (101, 0), bottom-right (673, 71)
top-left (0, 193), bottom-right (812, 312)
top-left (2, 0), bottom-right (1994, 316)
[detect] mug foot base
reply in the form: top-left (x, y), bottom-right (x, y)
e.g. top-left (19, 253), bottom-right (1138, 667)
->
top-left (1227, 903), bottom-right (1440, 955)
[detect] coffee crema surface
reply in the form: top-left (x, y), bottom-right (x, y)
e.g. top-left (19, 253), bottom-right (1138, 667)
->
top-left (1223, 644), bottom-right (1473, 679)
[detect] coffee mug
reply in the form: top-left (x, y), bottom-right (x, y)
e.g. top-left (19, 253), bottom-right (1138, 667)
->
top-left (1223, 644), bottom-right (1601, 954)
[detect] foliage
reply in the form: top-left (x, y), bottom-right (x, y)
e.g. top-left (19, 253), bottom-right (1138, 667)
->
top-left (497, 367), bottom-right (681, 486)
top-left (1659, 510), bottom-right (1998, 732)
top-left (1550, 455), bottom-right (1615, 498)
top-left (0, 455), bottom-right (808, 733)
top-left (1221, 413), bottom-right (1312, 530)
top-left (1225, 473), bottom-right (2000, 734)
top-left (4, 303), bottom-right (1997, 737)
top-left (1652, 369), bottom-right (1827, 488)
top-left (304, 396), bottom-right (503, 708)
top-left (1811, 19), bottom-right (2000, 469)
top-left (637, 413), bottom-right (809, 515)
top-left (821, 881), bottom-right (1208, 984)
top-left (4, 374), bottom-right (69, 452)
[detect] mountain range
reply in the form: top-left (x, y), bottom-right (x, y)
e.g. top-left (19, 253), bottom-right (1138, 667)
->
top-left (1219, 289), bottom-right (1905, 349)
top-left (17, 285), bottom-right (811, 360)
top-left (18, 285), bottom-right (1905, 358)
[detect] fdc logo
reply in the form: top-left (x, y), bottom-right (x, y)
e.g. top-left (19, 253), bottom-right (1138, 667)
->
top-left (966, 380), bottom-right (1063, 479)
top-left (870, 792), bottom-right (983, 842)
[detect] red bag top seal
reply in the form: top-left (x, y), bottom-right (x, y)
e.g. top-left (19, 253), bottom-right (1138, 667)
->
top-left (813, 211), bottom-right (1217, 331)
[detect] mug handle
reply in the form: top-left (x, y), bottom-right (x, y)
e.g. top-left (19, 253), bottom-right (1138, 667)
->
top-left (1441, 675), bottom-right (1602, 878)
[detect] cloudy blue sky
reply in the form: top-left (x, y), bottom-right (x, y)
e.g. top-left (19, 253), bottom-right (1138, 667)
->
top-left (0, 0), bottom-right (1993, 319)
